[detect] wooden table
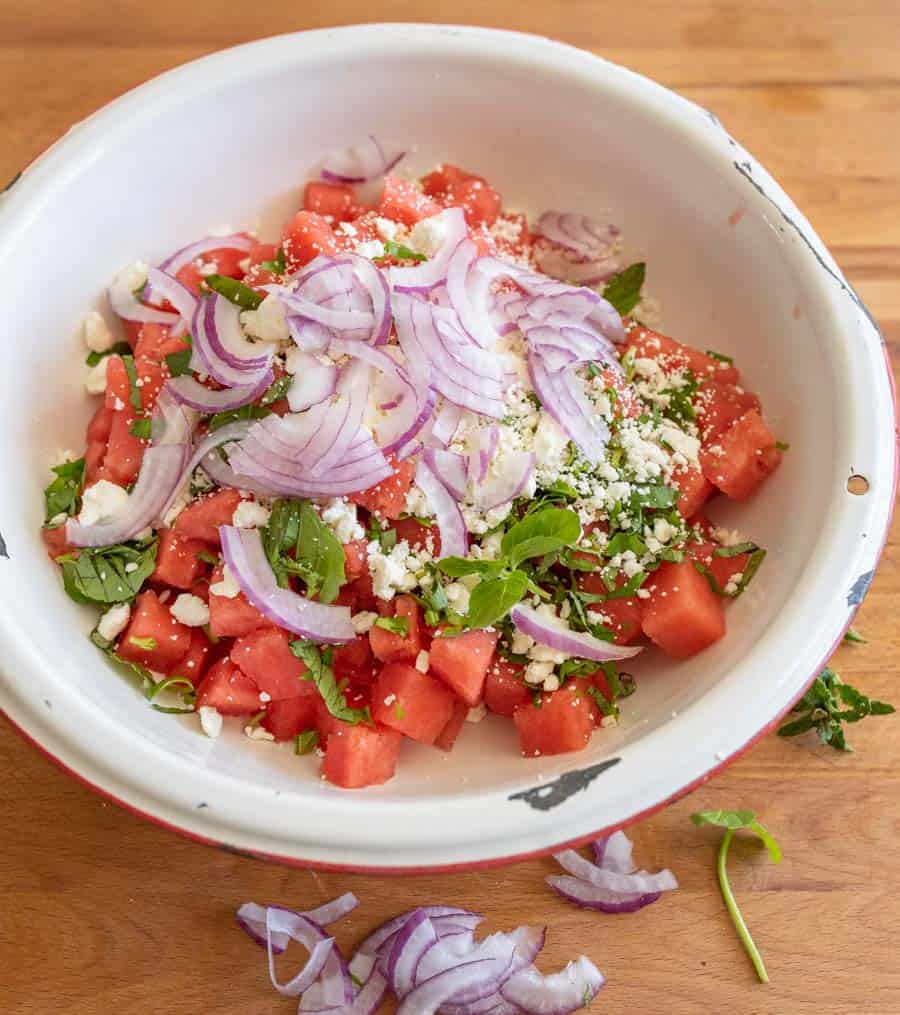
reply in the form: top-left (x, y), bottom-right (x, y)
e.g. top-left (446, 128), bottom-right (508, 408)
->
top-left (3, 3), bottom-right (899, 1012)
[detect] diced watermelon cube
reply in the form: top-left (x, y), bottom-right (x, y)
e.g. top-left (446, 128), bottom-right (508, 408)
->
top-left (369, 595), bottom-right (425, 663)
top-left (377, 176), bottom-right (441, 226)
top-left (428, 629), bottom-right (499, 707)
top-left (641, 560), bottom-right (726, 659)
top-left (208, 566), bottom-right (269, 638)
top-left (282, 211), bottom-right (340, 271)
top-left (670, 463), bottom-right (715, 520)
top-left (343, 539), bottom-right (368, 580)
top-left (695, 381), bottom-right (761, 442)
top-left (262, 696), bottom-right (320, 742)
top-left (167, 627), bottom-right (212, 683)
top-left (390, 517), bottom-right (441, 555)
top-left (700, 409), bottom-right (782, 500)
top-left (484, 657), bottom-right (531, 717)
top-left (230, 627), bottom-right (309, 701)
top-left (116, 590), bottom-right (193, 671)
top-left (446, 176), bottom-right (502, 228)
top-left (174, 489), bottom-right (244, 545)
top-left (435, 700), bottom-right (469, 752)
top-left (513, 686), bottom-right (597, 757)
top-left (349, 456), bottom-right (417, 519)
top-left (624, 323), bottom-right (740, 384)
top-left (303, 181), bottom-right (362, 222)
top-left (371, 663), bottom-right (456, 745)
top-left (152, 528), bottom-right (211, 589)
top-left (576, 573), bottom-right (643, 645)
top-left (333, 634), bottom-right (376, 682)
top-left (195, 658), bottom-right (260, 716)
top-left (322, 723), bottom-right (403, 789)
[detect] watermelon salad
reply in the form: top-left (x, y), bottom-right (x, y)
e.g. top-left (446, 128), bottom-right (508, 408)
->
top-left (41, 138), bottom-right (783, 789)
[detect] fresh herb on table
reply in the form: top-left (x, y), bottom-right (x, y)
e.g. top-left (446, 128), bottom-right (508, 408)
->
top-left (289, 640), bottom-right (370, 725)
top-left (204, 274), bottom-right (264, 310)
top-left (843, 626), bottom-right (866, 645)
top-left (777, 667), bottom-right (894, 751)
top-left (602, 262), bottom-right (646, 317)
top-left (60, 537), bottom-right (158, 604)
top-left (43, 457), bottom-right (85, 523)
top-left (438, 506), bottom-right (583, 629)
top-left (690, 809), bottom-right (782, 983)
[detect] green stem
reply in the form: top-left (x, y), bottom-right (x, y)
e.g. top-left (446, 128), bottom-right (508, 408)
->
top-left (717, 828), bottom-right (769, 984)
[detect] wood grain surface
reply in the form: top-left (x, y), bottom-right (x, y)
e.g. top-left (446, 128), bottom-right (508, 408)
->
top-left (2, 3), bottom-right (899, 1012)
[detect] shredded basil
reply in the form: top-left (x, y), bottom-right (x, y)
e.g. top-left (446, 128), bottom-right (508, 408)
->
top-left (61, 538), bottom-right (158, 605)
top-left (204, 274), bottom-right (263, 310)
top-left (85, 341), bottom-right (132, 368)
top-left (290, 640), bottom-right (371, 725)
top-left (129, 417), bottom-right (152, 439)
top-left (295, 729), bottom-right (320, 755)
top-left (373, 615), bottom-right (410, 637)
top-left (121, 355), bottom-right (143, 411)
top-left (43, 457), bottom-right (85, 523)
top-left (381, 240), bottom-right (427, 262)
top-left (602, 262), bottom-right (646, 317)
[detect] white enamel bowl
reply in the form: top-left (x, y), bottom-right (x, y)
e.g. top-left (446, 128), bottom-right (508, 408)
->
top-left (0, 25), bottom-right (895, 871)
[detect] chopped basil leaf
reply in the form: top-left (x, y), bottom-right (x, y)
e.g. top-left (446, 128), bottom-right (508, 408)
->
top-left (585, 683), bottom-right (618, 718)
top-left (197, 549), bottom-right (219, 566)
top-left (295, 729), bottom-right (319, 755)
top-left (207, 375), bottom-right (290, 430)
top-left (85, 341), bottom-right (132, 368)
top-left (602, 262), bottom-right (645, 317)
top-left (712, 541), bottom-right (758, 559)
top-left (43, 457), bottom-right (85, 523)
top-left (204, 274), bottom-right (263, 310)
top-left (775, 440), bottom-right (790, 451)
top-left (61, 538), bottom-right (158, 605)
top-left (294, 502), bottom-right (345, 604)
top-left (128, 635), bottom-right (156, 651)
top-left (89, 628), bottom-right (153, 684)
top-left (262, 499), bottom-right (302, 587)
top-left (587, 362), bottom-right (603, 378)
top-left (121, 355), bottom-right (143, 411)
top-left (259, 247), bottom-right (287, 273)
top-left (165, 339), bottom-right (193, 378)
top-left (464, 571), bottom-right (529, 630)
top-left (501, 506), bottom-right (582, 569)
top-left (705, 349), bottom-right (734, 364)
top-left (290, 640), bottom-right (371, 725)
top-left (394, 703), bottom-right (406, 720)
top-left (437, 557), bottom-right (505, 579)
top-left (843, 626), bottom-right (866, 645)
top-left (621, 346), bottom-right (637, 383)
top-left (373, 615), bottom-right (410, 637)
top-left (604, 531), bottom-right (648, 559)
top-left (381, 240), bottom-right (427, 262)
top-left (259, 374), bottom-right (292, 407)
top-left (129, 417), bottom-right (152, 439)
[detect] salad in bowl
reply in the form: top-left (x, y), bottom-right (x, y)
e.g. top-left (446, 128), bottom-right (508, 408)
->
top-left (42, 139), bottom-right (782, 789)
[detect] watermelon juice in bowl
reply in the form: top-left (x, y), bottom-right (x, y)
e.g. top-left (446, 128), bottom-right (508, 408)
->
top-left (0, 25), bottom-right (893, 871)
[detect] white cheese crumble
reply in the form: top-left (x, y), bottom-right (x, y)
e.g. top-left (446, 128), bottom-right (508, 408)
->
top-left (321, 498), bottom-right (364, 543)
top-left (356, 239), bottom-right (385, 259)
top-left (49, 448), bottom-right (77, 470)
top-left (114, 260), bottom-right (149, 294)
top-left (84, 356), bottom-right (110, 395)
top-left (414, 650), bottom-right (430, 673)
top-left (209, 565), bottom-right (240, 599)
top-left (245, 725), bottom-right (275, 741)
top-left (83, 310), bottom-right (115, 353)
top-left (170, 594), bottom-right (210, 628)
top-left (403, 483), bottom-right (434, 519)
top-left (240, 294), bottom-right (289, 344)
top-left (444, 582), bottom-right (471, 615)
top-left (163, 484), bottom-right (192, 528)
top-left (374, 217), bottom-right (404, 242)
top-left (199, 706), bottom-right (223, 739)
top-left (78, 480), bottom-right (128, 527)
top-left (232, 500), bottom-right (271, 529)
top-left (351, 611), bottom-right (378, 634)
top-left (366, 539), bottom-right (431, 600)
top-left (408, 212), bottom-right (451, 256)
top-left (510, 630), bottom-right (535, 655)
top-left (97, 603), bottom-right (131, 642)
top-left (525, 660), bottom-right (555, 684)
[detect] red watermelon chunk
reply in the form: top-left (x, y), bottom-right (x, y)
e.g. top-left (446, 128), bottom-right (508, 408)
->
top-left (371, 662), bottom-right (455, 745)
top-left (641, 560), bottom-right (726, 658)
top-left (428, 629), bottom-right (499, 707)
top-left (322, 724), bottom-right (402, 789)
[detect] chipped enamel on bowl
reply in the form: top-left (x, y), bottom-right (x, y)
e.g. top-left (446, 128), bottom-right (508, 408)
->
top-left (0, 25), bottom-right (895, 871)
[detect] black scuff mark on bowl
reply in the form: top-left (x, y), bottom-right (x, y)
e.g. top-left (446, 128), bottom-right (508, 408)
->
top-left (44, 698), bottom-right (52, 710)
top-left (732, 160), bottom-right (884, 343)
top-left (0, 530), bottom-right (8, 558)
top-left (196, 801), bottom-right (208, 810)
top-left (2, 171), bottom-right (21, 193)
top-left (218, 842), bottom-right (256, 860)
top-left (508, 758), bottom-right (621, 811)
top-left (847, 570), bottom-right (874, 608)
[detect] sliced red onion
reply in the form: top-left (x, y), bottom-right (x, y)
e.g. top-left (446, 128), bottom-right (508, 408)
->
top-left (510, 603), bottom-right (643, 662)
top-left (430, 402), bottom-right (463, 448)
top-left (473, 451), bottom-right (535, 511)
top-left (143, 233), bottom-right (255, 303)
top-left (390, 208), bottom-right (468, 293)
top-left (422, 448), bottom-right (467, 502)
top-left (415, 458), bottom-right (467, 559)
top-left (396, 959), bottom-right (509, 1015)
top-left (287, 354), bottom-right (340, 413)
top-left (191, 292), bottom-right (273, 388)
top-left (393, 294), bottom-right (505, 418)
top-left (500, 957), bottom-right (605, 1014)
top-left (592, 830), bottom-right (634, 874)
top-left (320, 135), bottom-right (405, 185)
top-left (528, 352), bottom-right (610, 465)
top-left (357, 908), bottom-right (483, 958)
top-left (342, 253), bottom-right (392, 345)
top-left (220, 526), bottom-right (354, 643)
top-left (546, 875), bottom-right (661, 915)
top-left (536, 212), bottom-right (619, 259)
top-left (553, 847), bottom-right (678, 896)
top-left (141, 266), bottom-right (198, 340)
top-left (289, 316), bottom-right (333, 352)
top-left (166, 371), bottom-right (273, 414)
top-left (198, 444), bottom-right (274, 498)
top-left (67, 394), bottom-right (192, 547)
top-left (535, 245), bottom-right (620, 287)
top-left (268, 285), bottom-right (374, 333)
top-left (108, 268), bottom-right (180, 328)
top-left (467, 425), bottom-right (499, 485)
top-left (387, 909), bottom-right (438, 999)
top-left (445, 239), bottom-right (500, 351)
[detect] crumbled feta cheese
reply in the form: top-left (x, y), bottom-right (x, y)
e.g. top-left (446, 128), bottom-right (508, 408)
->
top-left (48, 512), bottom-right (68, 528)
top-left (510, 630), bottom-right (534, 655)
top-left (49, 448), bottom-right (77, 470)
top-left (259, 691), bottom-right (271, 703)
top-left (82, 310), bottom-right (115, 353)
top-left (78, 480), bottom-right (128, 526)
top-left (409, 212), bottom-right (450, 256)
top-left (600, 714), bottom-right (618, 729)
top-left (415, 650), bottom-right (430, 673)
top-left (245, 725), bottom-right (275, 741)
top-left (542, 674), bottom-right (560, 692)
top-left (240, 294), bottom-right (289, 343)
top-left (84, 356), bottom-right (110, 395)
top-left (367, 539), bottom-right (430, 600)
top-left (466, 703), bottom-right (487, 723)
top-left (383, 694), bottom-right (397, 706)
top-left (209, 565), bottom-right (240, 599)
top-left (232, 500), bottom-right (271, 529)
top-left (528, 643), bottom-right (569, 664)
top-left (444, 582), bottom-right (470, 615)
top-left (636, 588), bottom-right (651, 600)
top-left (356, 239), bottom-right (385, 259)
top-left (525, 660), bottom-right (555, 684)
top-left (724, 574), bottom-right (743, 596)
top-left (533, 413), bottom-right (570, 476)
top-left (170, 593), bottom-right (210, 628)
top-left (163, 484), bottom-right (192, 527)
top-left (374, 217), bottom-right (403, 242)
top-left (659, 424), bottom-right (700, 463)
top-left (114, 260), bottom-right (149, 294)
top-left (652, 517), bottom-right (678, 544)
top-left (97, 603), bottom-right (131, 642)
top-left (351, 611), bottom-right (378, 634)
top-left (321, 498), bottom-right (364, 543)
top-left (403, 483), bottom-right (434, 519)
top-left (199, 706), bottom-right (223, 739)
top-left (713, 527), bottom-right (744, 547)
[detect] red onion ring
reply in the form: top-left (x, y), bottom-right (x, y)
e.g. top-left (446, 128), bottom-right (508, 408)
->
top-left (143, 233), bottom-right (255, 304)
top-left (528, 352), bottom-right (610, 466)
top-left (286, 353), bottom-right (340, 413)
top-left (422, 448), bottom-right (467, 502)
top-left (220, 526), bottom-right (354, 643)
top-left (473, 451), bottom-right (535, 511)
top-left (414, 457), bottom-right (467, 559)
top-left (108, 269), bottom-right (180, 328)
top-left (320, 135), bottom-right (406, 185)
top-left (535, 212), bottom-right (619, 258)
top-left (500, 958), bottom-right (605, 1014)
top-left (390, 209), bottom-right (468, 294)
top-left (166, 370), bottom-right (273, 414)
top-left (430, 402), bottom-right (463, 448)
top-left (509, 603), bottom-right (643, 662)
top-left (191, 293), bottom-right (273, 388)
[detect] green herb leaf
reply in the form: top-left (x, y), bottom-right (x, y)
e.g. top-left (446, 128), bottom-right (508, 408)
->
top-left (197, 549), bottom-right (219, 566)
top-left (295, 729), bottom-right (320, 755)
top-left (690, 808), bottom-right (781, 982)
top-left (85, 341), bottom-right (132, 368)
top-left (465, 571), bottom-right (529, 630)
top-left (204, 275), bottom-right (263, 310)
top-left (89, 628), bottom-right (153, 684)
top-left (501, 507), bottom-right (582, 569)
top-left (165, 341), bottom-right (193, 378)
top-left (777, 667), bottom-right (894, 751)
top-left (843, 626), bottom-right (866, 645)
top-left (706, 349), bottom-right (734, 365)
top-left (43, 457), bottom-right (85, 523)
top-left (437, 557), bottom-right (506, 579)
top-left (775, 440), bottom-right (790, 452)
top-left (121, 355), bottom-right (143, 411)
top-left (602, 262), bottom-right (646, 317)
top-left (381, 240), bottom-right (427, 262)
top-left (712, 541), bottom-right (759, 559)
top-left (128, 635), bottom-right (157, 651)
top-left (129, 417), bottom-right (152, 439)
top-left (259, 247), bottom-right (287, 273)
top-left (295, 502), bottom-right (345, 604)
top-left (259, 374), bottom-right (292, 407)
top-left (373, 615), bottom-right (410, 637)
top-left (61, 538), bottom-right (158, 605)
top-left (290, 640), bottom-right (370, 724)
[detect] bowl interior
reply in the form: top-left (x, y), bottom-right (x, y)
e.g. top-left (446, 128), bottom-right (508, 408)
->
top-left (0, 26), bottom-right (891, 867)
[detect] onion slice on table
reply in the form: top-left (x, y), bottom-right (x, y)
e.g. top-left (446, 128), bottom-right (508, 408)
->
top-left (547, 830), bottom-right (679, 914)
top-left (220, 526), bottom-right (354, 643)
top-left (510, 603), bottom-right (643, 663)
